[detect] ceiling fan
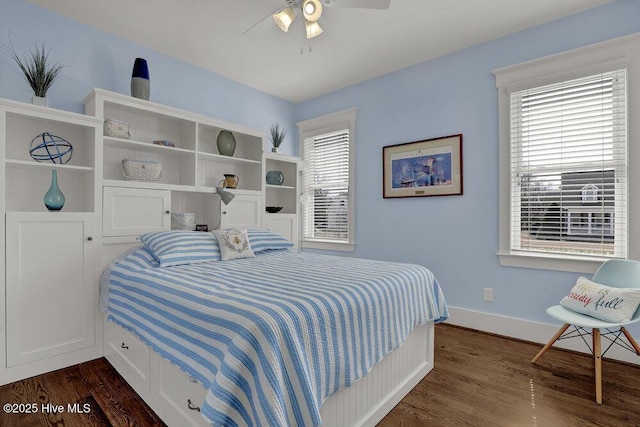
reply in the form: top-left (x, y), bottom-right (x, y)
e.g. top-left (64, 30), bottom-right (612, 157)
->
top-left (244, 0), bottom-right (391, 39)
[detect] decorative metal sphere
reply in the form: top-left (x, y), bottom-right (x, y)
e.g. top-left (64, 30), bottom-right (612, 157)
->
top-left (29, 132), bottom-right (73, 164)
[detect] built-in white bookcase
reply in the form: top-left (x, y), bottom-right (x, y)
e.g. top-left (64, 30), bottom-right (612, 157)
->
top-left (264, 152), bottom-right (300, 249)
top-left (197, 122), bottom-right (263, 191)
top-left (4, 108), bottom-right (99, 212)
top-left (0, 99), bottom-right (102, 385)
top-left (265, 153), bottom-right (299, 214)
top-left (84, 88), bottom-right (266, 241)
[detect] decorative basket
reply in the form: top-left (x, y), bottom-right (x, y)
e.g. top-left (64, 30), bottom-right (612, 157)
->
top-left (171, 213), bottom-right (196, 231)
top-left (122, 159), bottom-right (162, 181)
top-left (104, 118), bottom-right (130, 139)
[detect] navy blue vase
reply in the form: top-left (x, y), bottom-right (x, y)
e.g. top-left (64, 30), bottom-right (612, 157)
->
top-left (131, 58), bottom-right (150, 100)
top-left (44, 170), bottom-right (65, 211)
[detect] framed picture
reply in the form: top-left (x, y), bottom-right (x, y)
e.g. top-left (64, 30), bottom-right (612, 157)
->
top-left (383, 134), bottom-right (463, 198)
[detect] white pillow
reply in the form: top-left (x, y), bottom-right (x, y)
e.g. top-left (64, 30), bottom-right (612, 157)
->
top-left (560, 276), bottom-right (640, 323)
top-left (212, 229), bottom-right (255, 261)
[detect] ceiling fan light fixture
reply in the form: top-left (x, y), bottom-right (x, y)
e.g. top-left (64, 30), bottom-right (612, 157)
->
top-left (273, 7), bottom-right (296, 32)
top-left (305, 20), bottom-right (323, 39)
top-left (302, 0), bottom-right (323, 22)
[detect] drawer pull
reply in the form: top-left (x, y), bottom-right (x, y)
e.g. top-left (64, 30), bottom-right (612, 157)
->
top-left (187, 399), bottom-right (200, 412)
top-left (121, 343), bottom-right (129, 350)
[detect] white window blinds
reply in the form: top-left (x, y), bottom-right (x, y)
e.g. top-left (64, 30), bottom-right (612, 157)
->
top-left (303, 130), bottom-right (350, 242)
top-left (510, 69), bottom-right (627, 258)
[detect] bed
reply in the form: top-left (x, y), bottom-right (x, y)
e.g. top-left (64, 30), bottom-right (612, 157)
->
top-left (101, 229), bottom-right (448, 426)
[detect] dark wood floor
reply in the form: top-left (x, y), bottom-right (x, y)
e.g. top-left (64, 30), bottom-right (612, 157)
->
top-left (1, 324), bottom-right (639, 426)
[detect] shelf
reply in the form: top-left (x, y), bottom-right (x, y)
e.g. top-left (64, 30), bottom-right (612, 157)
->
top-left (264, 152), bottom-right (300, 163)
top-left (6, 159), bottom-right (94, 172)
top-left (104, 137), bottom-right (195, 156)
top-left (197, 151), bottom-right (261, 165)
top-left (103, 179), bottom-right (215, 193)
top-left (266, 184), bottom-right (296, 190)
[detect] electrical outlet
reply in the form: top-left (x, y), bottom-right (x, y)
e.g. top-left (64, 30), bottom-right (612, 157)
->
top-left (483, 287), bottom-right (494, 302)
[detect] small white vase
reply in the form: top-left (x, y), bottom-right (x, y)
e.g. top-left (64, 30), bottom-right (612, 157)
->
top-left (32, 95), bottom-right (48, 107)
top-left (271, 147), bottom-right (281, 154)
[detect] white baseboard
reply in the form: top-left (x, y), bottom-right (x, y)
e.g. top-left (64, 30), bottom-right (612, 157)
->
top-left (444, 306), bottom-right (640, 366)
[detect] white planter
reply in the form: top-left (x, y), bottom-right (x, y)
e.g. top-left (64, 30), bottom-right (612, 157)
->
top-left (31, 95), bottom-right (48, 107)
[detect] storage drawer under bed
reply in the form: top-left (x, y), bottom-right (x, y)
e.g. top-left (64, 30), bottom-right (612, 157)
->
top-left (150, 351), bottom-right (209, 427)
top-left (105, 321), bottom-right (151, 401)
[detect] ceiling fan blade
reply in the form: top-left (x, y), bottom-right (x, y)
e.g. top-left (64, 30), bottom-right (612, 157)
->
top-left (321, 0), bottom-right (390, 9)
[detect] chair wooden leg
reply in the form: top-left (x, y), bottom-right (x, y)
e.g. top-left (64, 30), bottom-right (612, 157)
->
top-left (532, 323), bottom-right (570, 364)
top-left (621, 327), bottom-right (640, 355)
top-left (593, 328), bottom-right (602, 404)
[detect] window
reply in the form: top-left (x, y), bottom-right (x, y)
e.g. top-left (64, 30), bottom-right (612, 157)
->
top-left (297, 108), bottom-right (357, 251)
top-left (510, 71), bottom-right (627, 259)
top-left (493, 35), bottom-right (635, 272)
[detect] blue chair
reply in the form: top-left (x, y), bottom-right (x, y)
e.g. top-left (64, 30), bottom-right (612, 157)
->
top-left (531, 259), bottom-right (640, 404)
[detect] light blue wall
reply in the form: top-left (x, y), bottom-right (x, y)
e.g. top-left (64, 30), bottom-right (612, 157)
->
top-left (294, 0), bottom-right (640, 328)
top-left (0, 0), bottom-right (298, 153)
top-left (2, 0), bottom-right (640, 332)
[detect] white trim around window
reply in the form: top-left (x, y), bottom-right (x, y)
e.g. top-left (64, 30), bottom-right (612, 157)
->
top-left (296, 108), bottom-right (357, 252)
top-left (493, 32), bottom-right (640, 273)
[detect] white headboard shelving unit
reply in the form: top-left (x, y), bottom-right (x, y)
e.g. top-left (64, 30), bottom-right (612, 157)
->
top-left (83, 89), bottom-right (269, 257)
top-left (0, 90), bottom-right (301, 387)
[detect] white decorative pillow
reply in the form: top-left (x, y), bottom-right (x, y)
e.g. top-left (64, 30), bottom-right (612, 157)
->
top-left (560, 276), bottom-right (640, 323)
top-left (212, 229), bottom-right (255, 261)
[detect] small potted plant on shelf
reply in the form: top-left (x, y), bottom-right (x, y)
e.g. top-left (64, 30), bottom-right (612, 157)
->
top-left (5, 38), bottom-right (66, 107)
top-left (269, 123), bottom-right (285, 154)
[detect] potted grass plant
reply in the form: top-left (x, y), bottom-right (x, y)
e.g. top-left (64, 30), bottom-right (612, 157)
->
top-left (6, 39), bottom-right (66, 107)
top-left (269, 123), bottom-right (286, 153)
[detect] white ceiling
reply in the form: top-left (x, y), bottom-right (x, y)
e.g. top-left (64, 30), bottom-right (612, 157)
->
top-left (26, 0), bottom-right (613, 103)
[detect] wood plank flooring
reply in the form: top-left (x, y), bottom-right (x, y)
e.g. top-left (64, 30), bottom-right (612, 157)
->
top-left (1, 324), bottom-right (639, 426)
top-left (381, 324), bottom-right (640, 426)
top-left (0, 356), bottom-right (165, 427)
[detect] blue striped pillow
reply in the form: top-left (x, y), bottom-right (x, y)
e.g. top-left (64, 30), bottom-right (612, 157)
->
top-left (139, 231), bottom-right (221, 267)
top-left (247, 229), bottom-right (294, 253)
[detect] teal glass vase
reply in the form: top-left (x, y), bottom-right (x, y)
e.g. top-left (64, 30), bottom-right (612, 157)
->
top-left (266, 170), bottom-right (284, 185)
top-left (44, 170), bottom-right (65, 211)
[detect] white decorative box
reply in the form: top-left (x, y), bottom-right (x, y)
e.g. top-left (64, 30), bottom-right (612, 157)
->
top-left (104, 118), bottom-right (130, 139)
top-left (171, 213), bottom-right (196, 231)
top-left (122, 159), bottom-right (162, 181)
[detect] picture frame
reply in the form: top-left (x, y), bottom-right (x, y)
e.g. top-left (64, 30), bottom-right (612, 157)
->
top-left (383, 134), bottom-right (463, 198)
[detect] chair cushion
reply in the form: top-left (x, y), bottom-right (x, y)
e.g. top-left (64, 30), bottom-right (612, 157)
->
top-left (560, 276), bottom-right (640, 323)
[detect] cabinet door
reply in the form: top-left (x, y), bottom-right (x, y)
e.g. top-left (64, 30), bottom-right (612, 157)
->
top-left (103, 187), bottom-right (171, 237)
top-left (266, 214), bottom-right (298, 250)
top-left (5, 212), bottom-right (96, 367)
top-left (220, 194), bottom-right (263, 229)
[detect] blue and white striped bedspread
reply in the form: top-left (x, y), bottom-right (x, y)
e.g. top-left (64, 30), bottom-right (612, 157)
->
top-left (105, 248), bottom-right (448, 426)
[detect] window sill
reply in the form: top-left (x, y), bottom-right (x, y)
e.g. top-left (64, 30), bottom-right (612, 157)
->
top-left (498, 251), bottom-right (610, 274)
top-left (301, 239), bottom-right (356, 252)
